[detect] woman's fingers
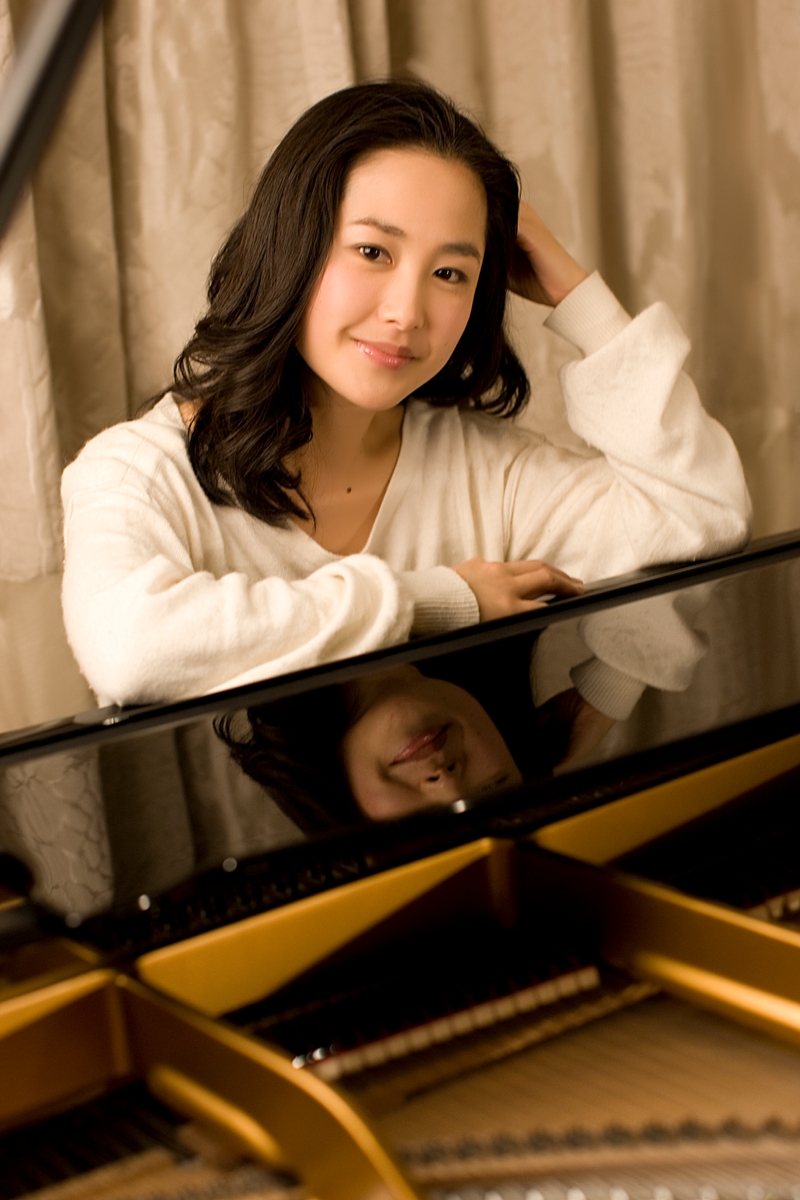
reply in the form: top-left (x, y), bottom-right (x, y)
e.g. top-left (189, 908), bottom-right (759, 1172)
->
top-left (454, 557), bottom-right (584, 622)
top-left (482, 558), bottom-right (582, 582)
top-left (507, 561), bottom-right (584, 597)
top-left (509, 200), bottom-right (588, 307)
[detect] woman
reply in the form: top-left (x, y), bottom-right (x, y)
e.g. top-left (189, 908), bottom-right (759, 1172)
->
top-left (61, 81), bottom-right (751, 708)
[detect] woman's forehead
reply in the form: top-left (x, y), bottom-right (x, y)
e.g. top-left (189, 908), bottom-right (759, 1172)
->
top-left (339, 147), bottom-right (487, 243)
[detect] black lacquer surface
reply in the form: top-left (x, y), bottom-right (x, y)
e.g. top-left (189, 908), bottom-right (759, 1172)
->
top-left (1, 531), bottom-right (799, 956)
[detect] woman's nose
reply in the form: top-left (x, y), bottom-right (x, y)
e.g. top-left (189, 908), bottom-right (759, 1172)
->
top-left (422, 754), bottom-right (462, 789)
top-left (378, 270), bottom-right (425, 330)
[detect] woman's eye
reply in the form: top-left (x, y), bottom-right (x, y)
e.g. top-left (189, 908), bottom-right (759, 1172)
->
top-left (358, 245), bottom-right (385, 262)
top-left (435, 267), bottom-right (466, 284)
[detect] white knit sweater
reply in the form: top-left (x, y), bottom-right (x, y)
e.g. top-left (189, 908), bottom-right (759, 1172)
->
top-left (61, 274), bottom-right (752, 707)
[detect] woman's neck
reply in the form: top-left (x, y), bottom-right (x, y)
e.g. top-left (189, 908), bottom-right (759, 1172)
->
top-left (291, 385), bottom-right (405, 555)
top-left (304, 392), bottom-right (403, 477)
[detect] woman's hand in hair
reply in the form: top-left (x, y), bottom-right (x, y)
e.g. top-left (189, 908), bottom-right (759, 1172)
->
top-left (454, 558), bottom-right (584, 622)
top-left (509, 201), bottom-right (588, 307)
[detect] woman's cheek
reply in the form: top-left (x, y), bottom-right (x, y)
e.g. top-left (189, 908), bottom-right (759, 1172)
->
top-left (449, 283), bottom-right (477, 330)
top-left (328, 259), bottom-right (381, 324)
top-left (438, 297), bottom-right (475, 360)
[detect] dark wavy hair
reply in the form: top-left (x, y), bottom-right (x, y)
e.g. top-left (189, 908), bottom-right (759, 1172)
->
top-left (168, 79), bottom-right (529, 526)
top-left (215, 687), bottom-right (360, 834)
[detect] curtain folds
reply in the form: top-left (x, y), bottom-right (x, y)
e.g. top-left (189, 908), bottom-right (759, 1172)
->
top-left (1, 0), bottom-right (799, 731)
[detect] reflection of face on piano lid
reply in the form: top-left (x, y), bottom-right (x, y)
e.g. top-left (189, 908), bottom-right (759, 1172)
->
top-left (340, 665), bottom-right (522, 820)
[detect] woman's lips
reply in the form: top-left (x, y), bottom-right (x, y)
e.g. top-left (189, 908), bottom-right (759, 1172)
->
top-left (391, 724), bottom-right (449, 764)
top-left (355, 340), bottom-right (415, 369)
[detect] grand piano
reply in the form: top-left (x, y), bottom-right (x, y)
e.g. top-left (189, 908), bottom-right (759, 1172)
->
top-left (3, 531), bottom-right (800, 1200)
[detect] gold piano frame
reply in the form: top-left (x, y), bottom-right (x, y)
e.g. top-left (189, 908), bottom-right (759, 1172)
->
top-left (3, 728), bottom-right (800, 1200)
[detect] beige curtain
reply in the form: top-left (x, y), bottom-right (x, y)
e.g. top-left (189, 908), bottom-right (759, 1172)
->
top-left (1, 0), bottom-right (799, 734)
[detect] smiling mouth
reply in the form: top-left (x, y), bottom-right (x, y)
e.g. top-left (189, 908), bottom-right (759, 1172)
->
top-left (355, 340), bottom-right (415, 369)
top-left (391, 724), bottom-right (449, 764)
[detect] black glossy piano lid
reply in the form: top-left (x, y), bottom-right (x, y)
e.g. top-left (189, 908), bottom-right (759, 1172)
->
top-left (1, 529), bottom-right (800, 955)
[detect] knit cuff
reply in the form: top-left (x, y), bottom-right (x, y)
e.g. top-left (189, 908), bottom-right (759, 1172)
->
top-left (544, 271), bottom-right (631, 357)
top-left (570, 656), bottom-right (646, 720)
top-left (401, 566), bottom-right (480, 637)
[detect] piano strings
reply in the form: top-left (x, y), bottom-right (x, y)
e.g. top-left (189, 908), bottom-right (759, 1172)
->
top-left (0, 1084), bottom-right (181, 1199)
top-left (378, 994), bottom-right (800, 1194)
top-left (227, 915), bottom-right (654, 1112)
top-left (0, 1082), bottom-right (300, 1200)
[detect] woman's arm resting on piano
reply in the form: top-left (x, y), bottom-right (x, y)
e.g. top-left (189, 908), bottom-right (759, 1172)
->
top-left (60, 475), bottom-right (477, 707)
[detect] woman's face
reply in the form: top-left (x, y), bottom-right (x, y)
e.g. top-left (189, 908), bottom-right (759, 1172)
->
top-left (296, 148), bottom-right (487, 413)
top-left (340, 666), bottom-right (522, 820)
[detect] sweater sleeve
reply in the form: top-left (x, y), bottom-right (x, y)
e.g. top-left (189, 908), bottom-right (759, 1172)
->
top-left (531, 586), bottom-right (713, 722)
top-left (569, 585), bottom-right (713, 719)
top-left (60, 452), bottom-right (476, 707)
top-left (505, 273), bottom-right (753, 578)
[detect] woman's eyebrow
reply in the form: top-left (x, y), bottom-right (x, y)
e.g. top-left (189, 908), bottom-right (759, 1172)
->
top-left (348, 216), bottom-right (482, 261)
top-left (350, 216), bottom-right (405, 237)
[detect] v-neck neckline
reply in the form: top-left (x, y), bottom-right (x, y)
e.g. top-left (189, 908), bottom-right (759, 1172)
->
top-left (289, 402), bottom-right (416, 560)
top-left (166, 393), bottom-right (419, 561)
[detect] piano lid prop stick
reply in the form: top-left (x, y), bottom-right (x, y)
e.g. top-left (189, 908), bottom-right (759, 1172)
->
top-left (0, 0), bottom-right (108, 240)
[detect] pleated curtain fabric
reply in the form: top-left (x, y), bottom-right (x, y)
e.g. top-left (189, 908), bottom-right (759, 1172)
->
top-left (1, 0), bottom-right (799, 731)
